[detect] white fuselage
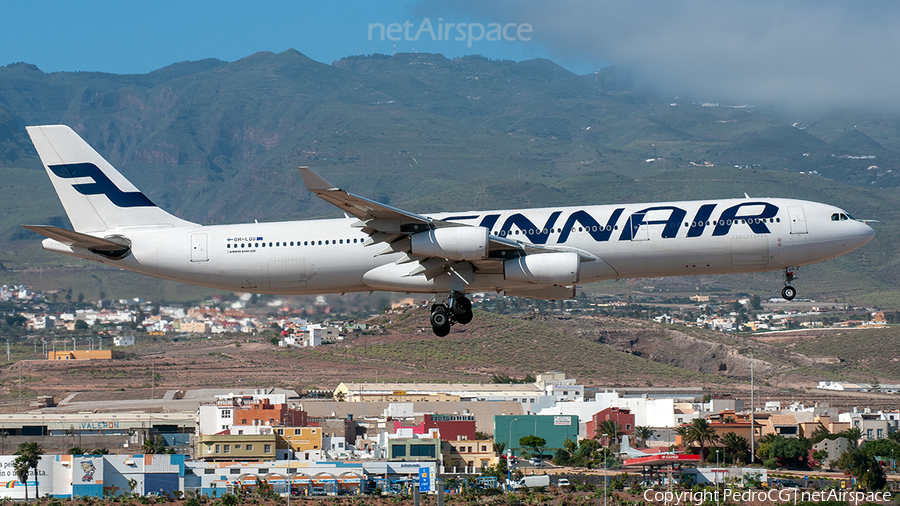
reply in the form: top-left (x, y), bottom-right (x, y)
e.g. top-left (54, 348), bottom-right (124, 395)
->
top-left (42, 197), bottom-right (874, 296)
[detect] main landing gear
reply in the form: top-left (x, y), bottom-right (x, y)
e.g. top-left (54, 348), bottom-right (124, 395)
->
top-left (430, 291), bottom-right (473, 336)
top-left (781, 267), bottom-right (797, 301)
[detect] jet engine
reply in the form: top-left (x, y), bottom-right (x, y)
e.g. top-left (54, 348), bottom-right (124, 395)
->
top-left (410, 226), bottom-right (489, 261)
top-left (504, 252), bottom-right (580, 285)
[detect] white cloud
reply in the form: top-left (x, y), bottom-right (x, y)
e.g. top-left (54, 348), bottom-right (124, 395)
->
top-left (430, 0), bottom-right (900, 111)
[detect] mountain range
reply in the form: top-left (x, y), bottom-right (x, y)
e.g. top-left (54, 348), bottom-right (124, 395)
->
top-left (0, 49), bottom-right (898, 305)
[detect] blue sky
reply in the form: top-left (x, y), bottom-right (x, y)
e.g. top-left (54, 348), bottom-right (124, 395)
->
top-left (4, 1), bottom-right (900, 111)
top-left (2, 1), bottom-right (572, 75)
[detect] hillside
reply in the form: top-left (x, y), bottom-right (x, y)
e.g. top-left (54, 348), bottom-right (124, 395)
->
top-left (0, 50), bottom-right (898, 305)
top-left (5, 308), bottom-right (900, 411)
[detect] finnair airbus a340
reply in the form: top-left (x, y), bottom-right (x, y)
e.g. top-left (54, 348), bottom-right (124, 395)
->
top-left (24, 125), bottom-right (874, 335)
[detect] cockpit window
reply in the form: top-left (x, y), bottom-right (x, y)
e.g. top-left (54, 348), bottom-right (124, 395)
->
top-left (831, 213), bottom-right (840, 221)
top-left (832, 212), bottom-right (853, 221)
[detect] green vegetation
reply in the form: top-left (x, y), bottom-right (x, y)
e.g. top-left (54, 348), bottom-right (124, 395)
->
top-left (678, 418), bottom-right (720, 462)
top-left (0, 51), bottom-right (900, 303)
top-left (518, 435), bottom-right (547, 459)
top-left (14, 442), bottom-right (45, 500)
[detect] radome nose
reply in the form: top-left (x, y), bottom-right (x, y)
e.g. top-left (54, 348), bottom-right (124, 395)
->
top-left (851, 220), bottom-right (876, 248)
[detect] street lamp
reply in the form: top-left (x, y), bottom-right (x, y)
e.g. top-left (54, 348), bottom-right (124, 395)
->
top-left (601, 433), bottom-right (608, 506)
top-left (716, 449), bottom-right (720, 506)
top-left (508, 418), bottom-right (518, 490)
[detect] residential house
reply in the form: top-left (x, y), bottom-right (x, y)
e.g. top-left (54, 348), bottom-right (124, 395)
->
top-left (441, 439), bottom-right (496, 472)
top-left (197, 433), bottom-right (277, 461)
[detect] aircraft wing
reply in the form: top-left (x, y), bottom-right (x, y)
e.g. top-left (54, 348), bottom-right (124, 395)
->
top-left (21, 225), bottom-right (130, 251)
top-left (300, 167), bottom-right (568, 280)
top-left (300, 167), bottom-right (435, 228)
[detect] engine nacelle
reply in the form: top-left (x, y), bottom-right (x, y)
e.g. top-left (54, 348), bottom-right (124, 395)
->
top-left (410, 227), bottom-right (489, 261)
top-left (504, 252), bottom-right (580, 285)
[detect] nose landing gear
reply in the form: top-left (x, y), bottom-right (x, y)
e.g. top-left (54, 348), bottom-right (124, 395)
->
top-left (781, 267), bottom-right (797, 300)
top-left (429, 291), bottom-right (473, 336)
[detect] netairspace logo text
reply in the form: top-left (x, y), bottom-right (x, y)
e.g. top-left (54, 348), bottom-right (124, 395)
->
top-left (368, 18), bottom-right (532, 48)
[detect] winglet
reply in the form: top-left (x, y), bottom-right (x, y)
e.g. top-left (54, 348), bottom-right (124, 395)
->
top-left (299, 166), bottom-right (337, 192)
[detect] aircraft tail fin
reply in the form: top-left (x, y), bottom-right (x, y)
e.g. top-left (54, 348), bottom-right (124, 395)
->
top-left (26, 125), bottom-right (195, 233)
top-left (619, 435), bottom-right (648, 458)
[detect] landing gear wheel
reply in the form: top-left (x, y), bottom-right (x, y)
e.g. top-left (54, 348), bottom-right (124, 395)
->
top-left (430, 305), bottom-right (451, 336)
top-left (454, 296), bottom-right (473, 325)
top-left (781, 286), bottom-right (796, 301)
top-left (781, 267), bottom-right (798, 301)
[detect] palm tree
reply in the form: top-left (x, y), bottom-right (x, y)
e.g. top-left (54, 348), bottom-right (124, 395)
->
top-left (633, 426), bottom-right (654, 448)
top-left (14, 442), bottom-right (44, 499)
top-left (13, 457), bottom-right (30, 501)
top-left (682, 418), bottom-right (720, 462)
top-left (841, 427), bottom-right (863, 449)
top-left (142, 435), bottom-right (166, 454)
top-left (492, 441), bottom-right (506, 455)
top-left (595, 420), bottom-right (622, 445)
top-left (888, 431), bottom-right (900, 445)
top-left (810, 423), bottom-right (830, 441)
top-left (721, 432), bottom-right (749, 465)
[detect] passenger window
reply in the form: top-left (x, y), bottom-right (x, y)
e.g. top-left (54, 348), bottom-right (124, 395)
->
top-left (269, 242), bottom-right (272, 247)
top-left (325, 240), bottom-right (329, 245)
top-left (227, 244), bottom-right (231, 248)
top-left (254, 243), bottom-right (259, 247)
top-left (318, 241), bottom-right (322, 245)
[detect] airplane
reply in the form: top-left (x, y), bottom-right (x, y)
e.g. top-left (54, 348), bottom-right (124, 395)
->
top-left (24, 125), bottom-right (875, 336)
top-left (618, 435), bottom-right (678, 458)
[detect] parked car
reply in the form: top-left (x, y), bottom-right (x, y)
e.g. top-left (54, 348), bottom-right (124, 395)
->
top-left (558, 478), bottom-right (571, 487)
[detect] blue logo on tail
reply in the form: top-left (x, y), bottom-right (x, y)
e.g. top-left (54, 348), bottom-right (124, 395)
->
top-left (49, 163), bottom-right (155, 208)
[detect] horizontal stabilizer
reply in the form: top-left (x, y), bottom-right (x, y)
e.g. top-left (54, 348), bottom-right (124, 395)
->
top-left (21, 225), bottom-right (129, 251)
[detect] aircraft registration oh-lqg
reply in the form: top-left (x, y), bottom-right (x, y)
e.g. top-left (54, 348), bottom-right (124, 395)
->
top-left (25, 125), bottom-right (875, 336)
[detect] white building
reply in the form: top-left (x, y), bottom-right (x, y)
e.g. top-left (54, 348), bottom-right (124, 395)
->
top-left (114, 335), bottom-right (136, 346)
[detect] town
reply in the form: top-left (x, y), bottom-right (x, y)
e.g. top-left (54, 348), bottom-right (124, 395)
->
top-left (0, 284), bottom-right (899, 500)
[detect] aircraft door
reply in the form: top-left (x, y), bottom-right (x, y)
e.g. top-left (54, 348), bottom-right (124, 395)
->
top-left (191, 233), bottom-right (208, 262)
top-left (787, 206), bottom-right (808, 234)
top-left (629, 216), bottom-right (649, 241)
